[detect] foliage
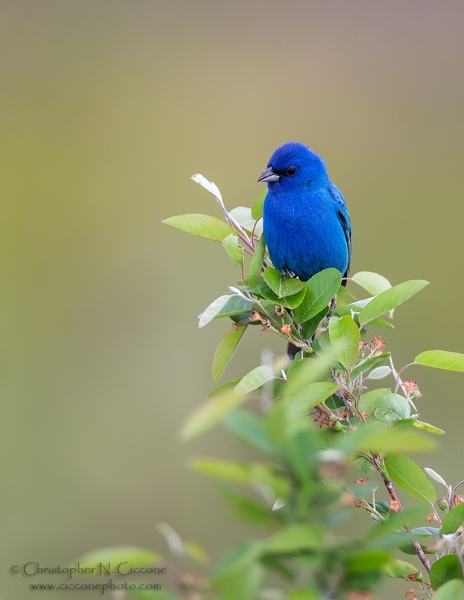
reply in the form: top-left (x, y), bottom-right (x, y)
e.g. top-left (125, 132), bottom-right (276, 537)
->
top-left (75, 174), bottom-right (464, 599)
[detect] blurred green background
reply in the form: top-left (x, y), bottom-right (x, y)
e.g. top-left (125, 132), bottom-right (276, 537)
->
top-left (2, 1), bottom-right (464, 598)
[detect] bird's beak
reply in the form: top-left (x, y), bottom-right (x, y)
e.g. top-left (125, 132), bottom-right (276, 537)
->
top-left (257, 167), bottom-right (280, 183)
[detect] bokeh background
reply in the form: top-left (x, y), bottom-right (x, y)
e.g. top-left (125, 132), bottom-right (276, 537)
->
top-left (2, 1), bottom-right (464, 598)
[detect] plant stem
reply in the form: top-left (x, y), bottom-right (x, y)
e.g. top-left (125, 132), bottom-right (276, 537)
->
top-left (376, 459), bottom-right (431, 572)
top-left (390, 357), bottom-right (417, 410)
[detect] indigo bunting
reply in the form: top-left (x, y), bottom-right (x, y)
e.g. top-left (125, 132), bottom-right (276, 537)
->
top-left (258, 141), bottom-right (351, 283)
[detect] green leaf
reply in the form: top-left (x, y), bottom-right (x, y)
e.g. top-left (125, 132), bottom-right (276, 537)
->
top-left (384, 453), bottom-right (436, 504)
top-left (222, 234), bottom-right (243, 267)
top-left (282, 348), bottom-right (339, 400)
top-left (252, 190), bottom-right (266, 220)
top-left (199, 295), bottom-right (237, 328)
top-left (263, 525), bottom-right (321, 554)
top-left (317, 329), bottom-right (331, 352)
top-left (328, 315), bottom-right (360, 370)
top-left (285, 429), bottom-right (325, 486)
top-left (74, 546), bottom-right (159, 570)
top-left (337, 284), bottom-right (357, 303)
top-left (162, 214), bottom-right (233, 241)
top-left (352, 271), bottom-right (392, 295)
top-left (412, 420), bottom-right (445, 435)
top-left (215, 295), bottom-right (253, 319)
top-left (344, 550), bottom-right (388, 591)
top-left (218, 488), bottom-right (275, 526)
top-left (230, 313), bottom-right (255, 327)
top-left (411, 526), bottom-right (441, 536)
top-left (366, 365), bottom-right (391, 379)
top-left (230, 206), bottom-right (262, 236)
top-left (382, 558), bottom-right (418, 579)
top-left (208, 378), bottom-right (241, 397)
top-left (257, 280), bottom-right (307, 309)
top-left (359, 390), bottom-right (410, 421)
top-left (247, 234), bottom-right (266, 286)
top-left (430, 555), bottom-right (464, 590)
top-left (332, 296), bottom-right (372, 317)
top-left (235, 365), bottom-right (274, 395)
top-left (268, 381), bottom-right (339, 446)
top-left (260, 557), bottom-right (296, 581)
top-left (189, 457), bottom-right (253, 485)
top-left (370, 430), bottom-right (435, 453)
top-left (358, 280), bottom-right (429, 325)
top-left (399, 543), bottom-right (432, 556)
top-left (193, 459), bottom-right (290, 496)
top-left (432, 579), bottom-right (464, 600)
top-left (294, 268), bottom-right (342, 324)
top-left (181, 391), bottom-right (245, 441)
top-left (346, 550), bottom-right (391, 572)
top-left (441, 502), bottom-right (464, 535)
top-left (390, 418), bottom-right (414, 432)
top-left (415, 350), bottom-right (464, 372)
top-left (210, 540), bottom-right (264, 600)
top-left (338, 422), bottom-right (435, 455)
top-left (358, 388), bottom-right (391, 414)
top-left (211, 543), bottom-right (263, 600)
top-left (300, 306), bottom-right (329, 339)
top-left (212, 326), bottom-right (247, 382)
top-left (215, 563), bottom-right (263, 600)
top-left (287, 589), bottom-right (320, 600)
top-left (391, 418), bottom-right (414, 432)
top-left (291, 380), bottom-right (340, 408)
top-left (351, 353), bottom-right (391, 381)
top-left (223, 410), bottom-right (279, 457)
top-left (376, 393), bottom-right (410, 420)
top-left (368, 317), bottom-right (395, 329)
top-left (211, 541), bottom-right (262, 579)
top-left (263, 267), bottom-right (304, 298)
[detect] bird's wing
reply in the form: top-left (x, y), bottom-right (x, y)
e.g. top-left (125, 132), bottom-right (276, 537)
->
top-left (328, 185), bottom-right (352, 278)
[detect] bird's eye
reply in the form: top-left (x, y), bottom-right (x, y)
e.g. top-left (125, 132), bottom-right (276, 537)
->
top-left (286, 166), bottom-right (297, 176)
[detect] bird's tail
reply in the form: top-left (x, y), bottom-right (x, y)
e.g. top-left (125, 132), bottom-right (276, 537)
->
top-left (286, 342), bottom-right (301, 360)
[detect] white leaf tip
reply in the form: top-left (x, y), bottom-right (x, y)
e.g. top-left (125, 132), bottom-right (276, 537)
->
top-left (191, 173), bottom-right (223, 203)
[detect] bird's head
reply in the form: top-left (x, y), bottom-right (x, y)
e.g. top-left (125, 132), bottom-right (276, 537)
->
top-left (257, 141), bottom-right (328, 192)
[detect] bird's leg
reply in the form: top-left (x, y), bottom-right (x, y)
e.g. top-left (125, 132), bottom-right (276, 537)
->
top-left (282, 269), bottom-right (297, 279)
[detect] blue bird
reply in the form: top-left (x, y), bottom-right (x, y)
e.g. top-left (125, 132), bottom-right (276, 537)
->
top-left (258, 142), bottom-right (351, 284)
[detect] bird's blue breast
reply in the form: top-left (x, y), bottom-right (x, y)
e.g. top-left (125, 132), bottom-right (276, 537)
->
top-left (263, 186), bottom-right (350, 282)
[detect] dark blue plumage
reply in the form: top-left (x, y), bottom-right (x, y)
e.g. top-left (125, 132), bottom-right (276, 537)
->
top-left (258, 142), bottom-right (351, 283)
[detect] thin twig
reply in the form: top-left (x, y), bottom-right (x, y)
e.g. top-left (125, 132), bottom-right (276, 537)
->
top-left (396, 362), bottom-right (414, 381)
top-left (452, 480), bottom-right (464, 495)
top-left (378, 466), bottom-right (431, 572)
top-left (343, 388), bottom-right (362, 419)
top-left (390, 357), bottom-right (417, 410)
top-left (250, 217), bottom-right (262, 247)
top-left (336, 388), bottom-right (356, 418)
top-left (420, 580), bottom-right (433, 599)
